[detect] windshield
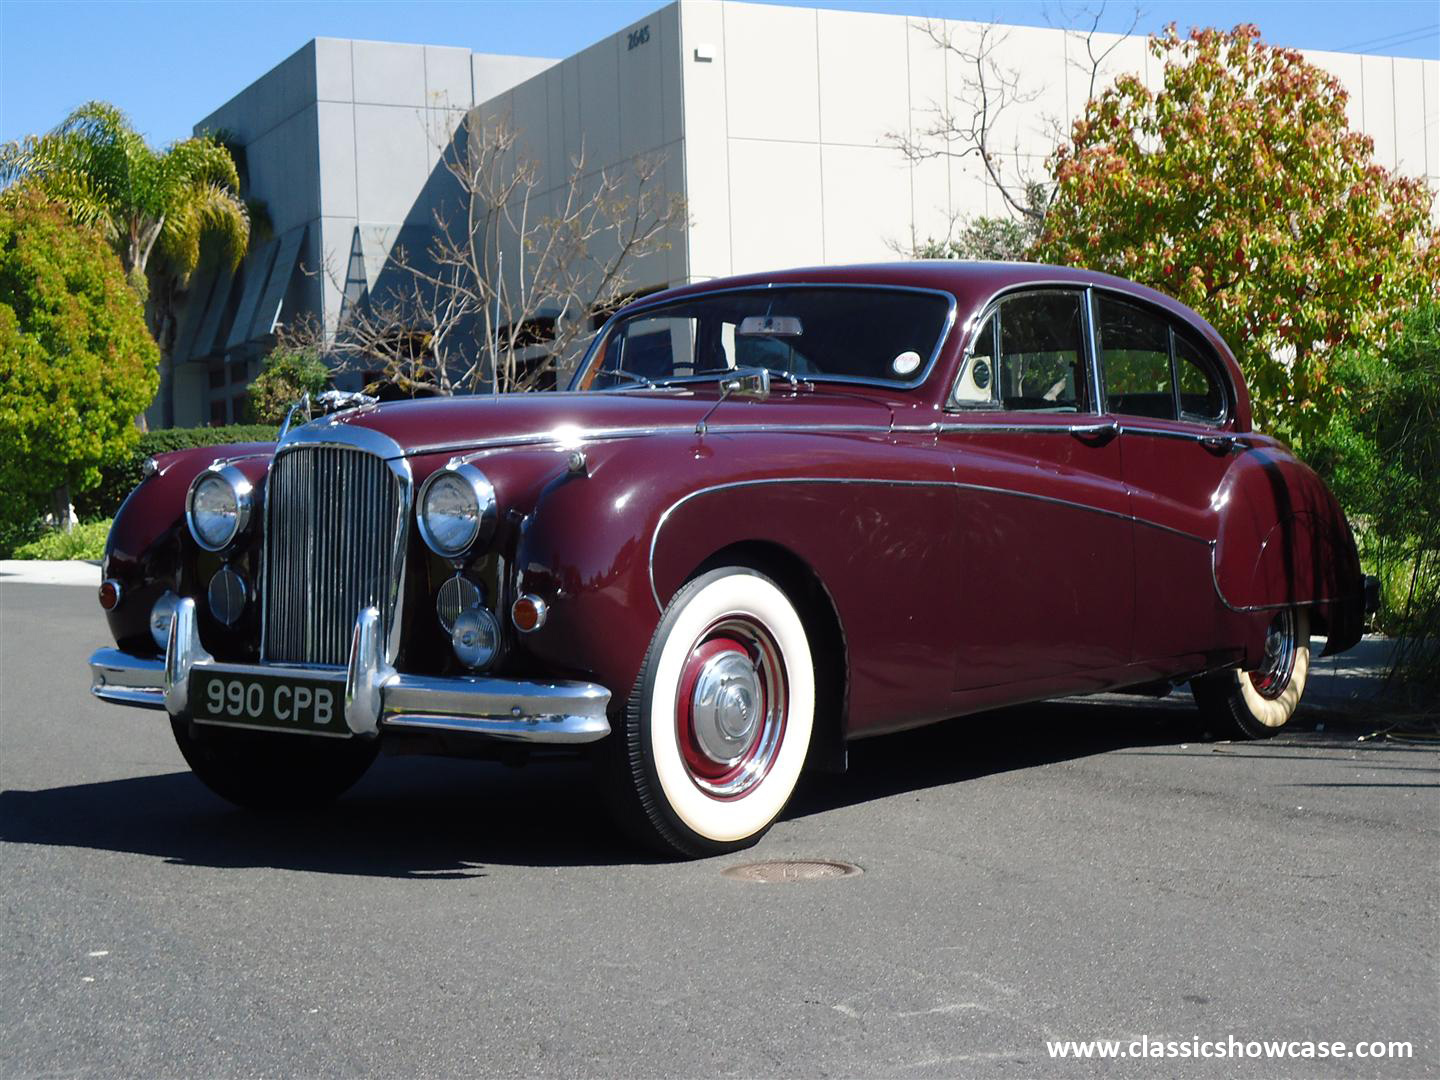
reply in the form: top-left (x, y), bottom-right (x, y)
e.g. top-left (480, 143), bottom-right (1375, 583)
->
top-left (571, 286), bottom-right (953, 391)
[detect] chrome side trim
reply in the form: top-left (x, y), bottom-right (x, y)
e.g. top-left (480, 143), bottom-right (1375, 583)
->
top-left (571, 282), bottom-right (960, 394)
top-left (935, 420), bottom-right (1249, 447)
top-left (647, 476), bottom-right (1209, 611)
top-left (449, 422), bottom-right (897, 462)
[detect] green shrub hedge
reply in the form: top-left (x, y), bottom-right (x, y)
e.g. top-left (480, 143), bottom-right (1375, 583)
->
top-left (12, 519), bottom-right (111, 561)
top-left (73, 425), bottom-right (278, 521)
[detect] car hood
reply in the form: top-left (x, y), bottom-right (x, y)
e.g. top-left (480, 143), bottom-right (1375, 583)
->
top-left (320, 388), bottom-right (898, 457)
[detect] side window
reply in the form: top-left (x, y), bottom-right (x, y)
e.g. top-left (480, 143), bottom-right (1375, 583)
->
top-left (1096, 297), bottom-right (1174, 419)
top-left (952, 312), bottom-right (996, 404)
top-left (998, 292), bottom-right (1088, 412)
top-left (1174, 333), bottom-right (1227, 422)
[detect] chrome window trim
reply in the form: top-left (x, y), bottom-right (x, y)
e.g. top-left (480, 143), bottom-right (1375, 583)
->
top-left (1088, 285), bottom-right (1234, 428)
top-left (647, 476), bottom-right (1207, 612)
top-left (571, 282), bottom-right (960, 394)
top-left (947, 284), bottom-right (1101, 415)
top-left (260, 422), bottom-right (414, 666)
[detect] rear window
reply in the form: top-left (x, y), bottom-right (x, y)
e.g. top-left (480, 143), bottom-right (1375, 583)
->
top-left (574, 287), bottom-right (953, 389)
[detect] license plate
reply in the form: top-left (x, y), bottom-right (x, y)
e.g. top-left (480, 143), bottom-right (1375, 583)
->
top-left (190, 671), bottom-right (350, 736)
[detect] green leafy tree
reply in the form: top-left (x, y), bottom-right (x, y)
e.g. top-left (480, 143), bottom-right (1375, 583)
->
top-left (1035, 25), bottom-right (1439, 448)
top-left (0, 192), bottom-right (159, 546)
top-left (247, 343), bottom-right (331, 424)
top-left (1307, 301), bottom-right (1440, 697)
top-left (0, 102), bottom-right (253, 425)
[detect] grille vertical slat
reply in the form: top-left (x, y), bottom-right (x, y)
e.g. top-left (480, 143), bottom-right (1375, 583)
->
top-left (262, 446), bottom-right (402, 666)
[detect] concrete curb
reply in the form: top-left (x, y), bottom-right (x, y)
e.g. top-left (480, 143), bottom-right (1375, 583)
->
top-left (0, 560), bottom-right (102, 587)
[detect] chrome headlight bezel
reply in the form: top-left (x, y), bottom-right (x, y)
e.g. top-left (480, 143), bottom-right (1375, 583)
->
top-left (417, 463), bottom-right (497, 559)
top-left (185, 464), bottom-right (254, 553)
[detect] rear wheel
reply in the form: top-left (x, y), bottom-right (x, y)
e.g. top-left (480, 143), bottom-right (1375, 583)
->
top-left (170, 718), bottom-right (378, 811)
top-left (1192, 607), bottom-right (1310, 739)
top-left (600, 566), bottom-right (815, 858)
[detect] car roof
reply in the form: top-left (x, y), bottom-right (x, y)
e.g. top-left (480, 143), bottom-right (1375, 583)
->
top-left (611, 261), bottom-right (1251, 428)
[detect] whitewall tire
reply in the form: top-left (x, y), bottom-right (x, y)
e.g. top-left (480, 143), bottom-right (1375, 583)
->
top-left (602, 566), bottom-right (815, 858)
top-left (1193, 608), bottom-right (1311, 739)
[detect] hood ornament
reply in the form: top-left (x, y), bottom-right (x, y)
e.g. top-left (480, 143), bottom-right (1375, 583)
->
top-left (278, 390), bottom-right (380, 440)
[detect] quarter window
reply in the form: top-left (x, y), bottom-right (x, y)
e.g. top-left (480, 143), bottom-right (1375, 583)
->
top-left (1174, 333), bottom-right (1226, 421)
top-left (953, 312), bottom-right (996, 404)
top-left (1094, 293), bottom-right (1228, 424)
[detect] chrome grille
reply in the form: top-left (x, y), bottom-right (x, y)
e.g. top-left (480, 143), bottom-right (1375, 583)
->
top-left (262, 445), bottom-right (404, 666)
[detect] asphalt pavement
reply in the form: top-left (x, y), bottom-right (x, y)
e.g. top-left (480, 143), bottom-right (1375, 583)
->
top-left (2, 580), bottom-right (1437, 1078)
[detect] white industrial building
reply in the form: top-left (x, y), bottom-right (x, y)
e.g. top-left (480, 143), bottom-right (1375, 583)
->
top-left (165, 0), bottom-right (1439, 426)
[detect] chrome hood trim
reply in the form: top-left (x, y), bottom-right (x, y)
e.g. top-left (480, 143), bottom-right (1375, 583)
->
top-left (276, 417), bottom-right (408, 462)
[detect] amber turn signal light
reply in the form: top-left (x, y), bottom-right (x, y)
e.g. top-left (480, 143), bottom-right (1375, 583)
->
top-left (98, 579), bottom-right (122, 611)
top-left (511, 594), bottom-right (548, 634)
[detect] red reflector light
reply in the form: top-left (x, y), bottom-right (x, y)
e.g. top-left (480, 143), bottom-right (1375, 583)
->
top-left (98, 579), bottom-right (121, 611)
top-left (511, 594), bottom-right (548, 634)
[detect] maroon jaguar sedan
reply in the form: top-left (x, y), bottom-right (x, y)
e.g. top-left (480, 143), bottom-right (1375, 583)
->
top-left (89, 262), bottom-right (1371, 857)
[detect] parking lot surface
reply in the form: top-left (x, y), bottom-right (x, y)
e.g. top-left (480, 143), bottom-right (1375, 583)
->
top-left (3, 582), bottom-right (1436, 1077)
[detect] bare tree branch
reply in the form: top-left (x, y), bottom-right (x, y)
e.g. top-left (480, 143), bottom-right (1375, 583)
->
top-left (307, 113), bottom-right (688, 396)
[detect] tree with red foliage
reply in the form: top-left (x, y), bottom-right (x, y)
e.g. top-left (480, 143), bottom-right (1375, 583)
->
top-left (1036, 24), bottom-right (1438, 448)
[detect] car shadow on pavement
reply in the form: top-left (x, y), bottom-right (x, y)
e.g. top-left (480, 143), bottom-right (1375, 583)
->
top-left (10, 695), bottom-right (1395, 874)
top-left (784, 695), bottom-right (1203, 821)
top-left (0, 755), bottom-right (647, 877)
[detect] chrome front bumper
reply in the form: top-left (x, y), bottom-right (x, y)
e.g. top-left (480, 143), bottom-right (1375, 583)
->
top-left (88, 599), bottom-right (612, 744)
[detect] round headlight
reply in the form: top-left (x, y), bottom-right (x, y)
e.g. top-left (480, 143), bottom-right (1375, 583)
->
top-left (186, 465), bottom-right (253, 552)
top-left (149, 590), bottom-right (179, 650)
top-left (418, 464), bottom-right (496, 558)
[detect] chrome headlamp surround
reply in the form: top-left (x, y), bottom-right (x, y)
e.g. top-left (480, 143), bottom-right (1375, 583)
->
top-left (417, 463), bottom-right (497, 559)
top-left (185, 464), bottom-right (254, 553)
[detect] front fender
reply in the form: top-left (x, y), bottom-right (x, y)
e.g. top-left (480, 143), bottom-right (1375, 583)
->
top-left (102, 443), bottom-right (274, 654)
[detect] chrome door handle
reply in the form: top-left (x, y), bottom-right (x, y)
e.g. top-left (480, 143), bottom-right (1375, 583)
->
top-left (1200, 434), bottom-right (1236, 453)
top-left (1069, 419), bottom-right (1119, 445)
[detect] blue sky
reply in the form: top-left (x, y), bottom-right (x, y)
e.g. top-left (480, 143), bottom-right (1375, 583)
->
top-left (1, 0), bottom-right (1436, 146)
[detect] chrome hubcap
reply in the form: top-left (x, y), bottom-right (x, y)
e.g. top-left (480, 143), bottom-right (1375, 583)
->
top-left (691, 651), bottom-right (762, 765)
top-left (1250, 609), bottom-right (1298, 700)
top-left (675, 616), bottom-right (789, 799)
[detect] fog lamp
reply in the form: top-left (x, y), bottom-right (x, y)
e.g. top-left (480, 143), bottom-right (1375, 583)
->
top-left (149, 590), bottom-right (180, 650)
top-left (451, 607), bottom-right (501, 670)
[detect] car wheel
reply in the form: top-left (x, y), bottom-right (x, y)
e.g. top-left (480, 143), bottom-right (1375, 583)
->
top-left (602, 566), bottom-right (815, 858)
top-left (170, 718), bottom-right (378, 811)
top-left (1192, 607), bottom-right (1311, 739)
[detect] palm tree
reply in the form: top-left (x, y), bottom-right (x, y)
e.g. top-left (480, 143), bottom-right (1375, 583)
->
top-left (0, 101), bottom-right (254, 426)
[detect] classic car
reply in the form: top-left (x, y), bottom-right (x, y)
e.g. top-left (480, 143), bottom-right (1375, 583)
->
top-left (89, 262), bottom-right (1374, 858)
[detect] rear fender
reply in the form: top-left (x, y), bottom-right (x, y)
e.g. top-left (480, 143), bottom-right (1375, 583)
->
top-left (1212, 446), bottom-right (1363, 655)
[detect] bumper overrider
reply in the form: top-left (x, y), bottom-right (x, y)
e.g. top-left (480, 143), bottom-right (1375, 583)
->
top-left (88, 598), bottom-right (612, 744)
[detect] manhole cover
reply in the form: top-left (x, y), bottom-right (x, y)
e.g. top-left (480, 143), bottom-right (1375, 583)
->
top-left (721, 859), bottom-right (863, 883)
